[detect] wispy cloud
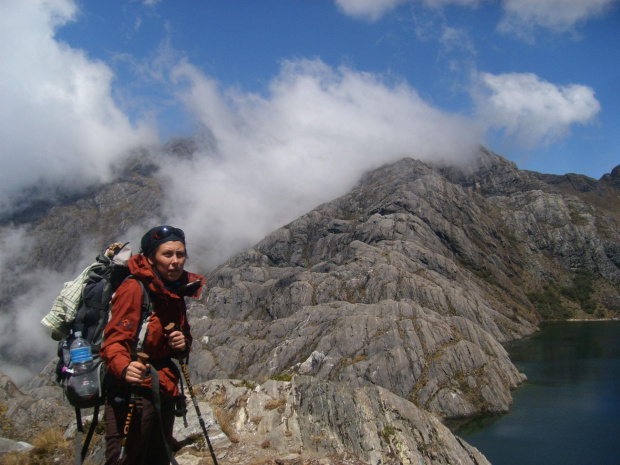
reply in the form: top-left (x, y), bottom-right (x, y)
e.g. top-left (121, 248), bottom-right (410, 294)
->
top-left (0, 226), bottom-right (63, 383)
top-left (335, 0), bottom-right (482, 22)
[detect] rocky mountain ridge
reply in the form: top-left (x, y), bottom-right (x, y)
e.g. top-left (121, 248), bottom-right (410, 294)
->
top-left (1, 146), bottom-right (619, 464)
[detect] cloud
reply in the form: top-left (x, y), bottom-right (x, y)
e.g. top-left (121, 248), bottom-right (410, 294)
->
top-left (335, 0), bottom-right (618, 36)
top-left (0, 0), bottom-right (157, 213)
top-left (440, 25), bottom-right (476, 55)
top-left (472, 72), bottom-right (601, 148)
top-left (499, 0), bottom-right (618, 36)
top-left (334, 0), bottom-right (411, 22)
top-left (334, 0), bottom-right (484, 21)
top-left (163, 58), bottom-right (483, 268)
top-left (0, 226), bottom-right (61, 383)
top-left (0, 268), bottom-right (62, 384)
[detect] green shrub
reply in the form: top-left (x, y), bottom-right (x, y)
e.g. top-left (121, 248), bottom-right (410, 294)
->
top-left (270, 374), bottom-right (293, 382)
top-left (527, 283), bottom-right (571, 319)
top-left (560, 270), bottom-right (596, 314)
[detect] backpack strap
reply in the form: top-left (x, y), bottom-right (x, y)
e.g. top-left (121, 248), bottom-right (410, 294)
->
top-left (133, 278), bottom-right (152, 352)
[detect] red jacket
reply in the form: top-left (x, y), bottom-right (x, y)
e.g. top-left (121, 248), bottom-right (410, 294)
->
top-left (100, 254), bottom-right (205, 397)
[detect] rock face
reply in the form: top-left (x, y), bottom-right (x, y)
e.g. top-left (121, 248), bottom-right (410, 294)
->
top-left (191, 378), bottom-right (492, 465)
top-left (186, 149), bottom-right (620, 414)
top-left (0, 369), bottom-right (73, 441)
top-left (2, 146), bottom-right (620, 464)
top-left (190, 300), bottom-right (525, 420)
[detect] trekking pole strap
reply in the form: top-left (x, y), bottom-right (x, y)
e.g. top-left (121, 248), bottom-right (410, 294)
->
top-left (118, 352), bottom-right (148, 464)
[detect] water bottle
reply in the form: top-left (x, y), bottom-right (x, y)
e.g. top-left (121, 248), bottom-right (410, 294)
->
top-left (68, 331), bottom-right (99, 401)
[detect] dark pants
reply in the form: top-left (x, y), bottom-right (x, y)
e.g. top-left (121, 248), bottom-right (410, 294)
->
top-left (104, 389), bottom-right (175, 465)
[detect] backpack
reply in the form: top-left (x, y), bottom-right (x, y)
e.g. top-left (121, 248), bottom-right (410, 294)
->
top-left (42, 242), bottom-right (153, 465)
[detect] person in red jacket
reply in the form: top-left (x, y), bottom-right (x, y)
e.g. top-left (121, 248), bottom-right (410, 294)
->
top-left (101, 225), bottom-right (205, 465)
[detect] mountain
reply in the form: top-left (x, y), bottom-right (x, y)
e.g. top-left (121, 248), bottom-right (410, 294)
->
top-left (1, 146), bottom-right (619, 464)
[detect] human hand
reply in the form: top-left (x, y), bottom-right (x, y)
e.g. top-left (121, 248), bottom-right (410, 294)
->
top-left (125, 359), bottom-right (149, 384)
top-left (166, 330), bottom-right (186, 352)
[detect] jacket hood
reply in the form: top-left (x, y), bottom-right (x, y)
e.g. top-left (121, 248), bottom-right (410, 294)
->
top-left (127, 254), bottom-right (205, 299)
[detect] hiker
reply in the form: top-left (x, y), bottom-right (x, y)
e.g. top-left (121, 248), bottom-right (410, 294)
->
top-left (100, 225), bottom-right (205, 465)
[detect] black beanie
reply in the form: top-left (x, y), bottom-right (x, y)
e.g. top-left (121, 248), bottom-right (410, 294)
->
top-left (140, 225), bottom-right (185, 257)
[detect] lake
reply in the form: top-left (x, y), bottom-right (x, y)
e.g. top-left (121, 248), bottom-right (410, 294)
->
top-left (454, 321), bottom-right (620, 465)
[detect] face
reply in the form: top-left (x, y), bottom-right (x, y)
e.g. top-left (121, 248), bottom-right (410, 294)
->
top-left (147, 241), bottom-right (186, 282)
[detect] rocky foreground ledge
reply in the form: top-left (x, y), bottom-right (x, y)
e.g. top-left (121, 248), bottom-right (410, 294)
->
top-left (1, 369), bottom-right (491, 465)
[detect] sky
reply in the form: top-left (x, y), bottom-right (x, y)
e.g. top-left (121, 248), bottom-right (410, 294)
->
top-left (0, 0), bottom-right (619, 382)
top-left (0, 0), bottom-right (618, 213)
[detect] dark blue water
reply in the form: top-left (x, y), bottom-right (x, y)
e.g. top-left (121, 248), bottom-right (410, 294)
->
top-left (454, 321), bottom-right (620, 465)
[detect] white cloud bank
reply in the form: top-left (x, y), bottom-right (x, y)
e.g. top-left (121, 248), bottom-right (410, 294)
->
top-left (0, 0), bottom-right (156, 212)
top-left (473, 72), bottom-right (601, 148)
top-left (157, 62), bottom-right (600, 269)
top-left (163, 58), bottom-right (482, 267)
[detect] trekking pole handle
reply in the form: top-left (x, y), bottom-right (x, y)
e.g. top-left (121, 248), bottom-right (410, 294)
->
top-left (133, 351), bottom-right (151, 381)
top-left (118, 353), bottom-right (149, 464)
top-left (164, 322), bottom-right (187, 357)
top-left (164, 322), bottom-right (176, 337)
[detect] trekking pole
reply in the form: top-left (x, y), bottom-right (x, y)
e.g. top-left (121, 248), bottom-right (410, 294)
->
top-left (118, 352), bottom-right (149, 464)
top-left (165, 323), bottom-right (219, 465)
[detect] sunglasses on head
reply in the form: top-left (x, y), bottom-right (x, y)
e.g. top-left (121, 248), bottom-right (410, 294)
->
top-left (152, 226), bottom-right (185, 240)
